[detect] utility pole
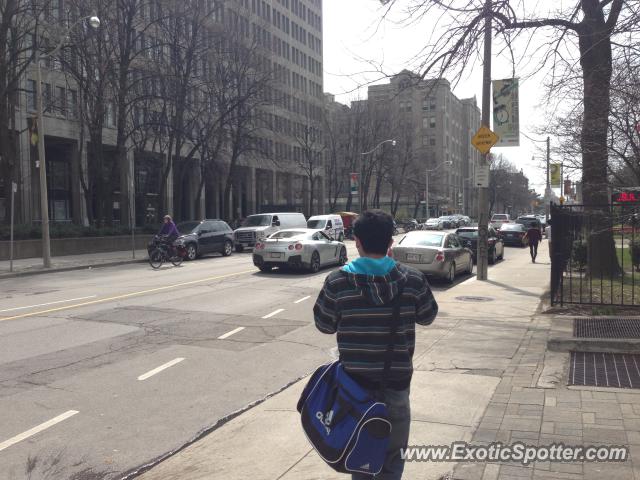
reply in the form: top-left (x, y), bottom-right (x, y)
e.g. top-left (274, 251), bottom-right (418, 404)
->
top-left (545, 136), bottom-right (550, 221)
top-left (477, 0), bottom-right (492, 281)
top-left (36, 59), bottom-right (52, 268)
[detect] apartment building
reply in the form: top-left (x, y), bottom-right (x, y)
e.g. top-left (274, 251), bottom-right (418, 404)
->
top-left (324, 71), bottom-right (481, 218)
top-left (6, 0), bottom-right (324, 227)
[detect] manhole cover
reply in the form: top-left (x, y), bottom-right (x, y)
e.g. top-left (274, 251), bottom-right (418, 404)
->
top-left (569, 351), bottom-right (640, 389)
top-left (574, 318), bottom-right (640, 338)
top-left (455, 296), bottom-right (494, 302)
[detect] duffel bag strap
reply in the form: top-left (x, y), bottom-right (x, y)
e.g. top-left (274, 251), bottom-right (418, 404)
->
top-left (381, 285), bottom-right (404, 390)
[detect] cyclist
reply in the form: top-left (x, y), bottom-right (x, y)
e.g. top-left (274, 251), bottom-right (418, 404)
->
top-left (158, 215), bottom-right (180, 256)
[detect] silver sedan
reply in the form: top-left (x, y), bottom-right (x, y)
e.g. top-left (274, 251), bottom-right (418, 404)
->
top-left (392, 231), bottom-right (474, 283)
top-left (252, 229), bottom-right (348, 273)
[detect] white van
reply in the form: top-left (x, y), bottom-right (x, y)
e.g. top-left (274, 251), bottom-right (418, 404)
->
top-left (307, 214), bottom-right (345, 241)
top-left (234, 212), bottom-right (306, 252)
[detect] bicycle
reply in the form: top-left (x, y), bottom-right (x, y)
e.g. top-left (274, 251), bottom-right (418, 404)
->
top-left (148, 235), bottom-right (185, 269)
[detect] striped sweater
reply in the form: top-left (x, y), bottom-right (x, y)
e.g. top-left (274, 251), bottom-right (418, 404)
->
top-left (314, 263), bottom-right (438, 390)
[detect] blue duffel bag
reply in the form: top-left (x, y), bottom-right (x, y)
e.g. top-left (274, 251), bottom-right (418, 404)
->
top-left (296, 360), bottom-right (392, 475)
top-left (296, 287), bottom-right (404, 475)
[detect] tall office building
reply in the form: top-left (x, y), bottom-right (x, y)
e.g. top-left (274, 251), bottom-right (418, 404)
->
top-left (5, 0), bottom-right (324, 227)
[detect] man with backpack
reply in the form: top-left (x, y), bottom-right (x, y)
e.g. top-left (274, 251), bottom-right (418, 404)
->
top-left (313, 210), bottom-right (439, 479)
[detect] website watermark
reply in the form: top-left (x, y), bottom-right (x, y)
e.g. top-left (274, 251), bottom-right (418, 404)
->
top-left (401, 442), bottom-right (629, 465)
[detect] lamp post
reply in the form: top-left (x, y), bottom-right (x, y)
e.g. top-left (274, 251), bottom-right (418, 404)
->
top-left (359, 139), bottom-right (396, 214)
top-left (425, 161), bottom-right (453, 220)
top-left (36, 15), bottom-right (100, 268)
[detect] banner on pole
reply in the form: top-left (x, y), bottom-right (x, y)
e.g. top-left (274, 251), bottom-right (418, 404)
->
top-left (492, 78), bottom-right (519, 147)
top-left (550, 163), bottom-right (562, 188)
top-left (350, 173), bottom-right (359, 195)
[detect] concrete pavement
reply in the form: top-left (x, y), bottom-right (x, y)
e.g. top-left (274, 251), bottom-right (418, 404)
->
top-left (136, 244), bottom-right (554, 480)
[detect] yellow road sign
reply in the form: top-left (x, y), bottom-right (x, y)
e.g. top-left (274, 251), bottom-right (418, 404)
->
top-left (472, 126), bottom-right (499, 155)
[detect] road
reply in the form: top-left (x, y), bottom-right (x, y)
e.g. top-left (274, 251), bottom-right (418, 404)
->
top-left (0, 236), bottom-right (509, 479)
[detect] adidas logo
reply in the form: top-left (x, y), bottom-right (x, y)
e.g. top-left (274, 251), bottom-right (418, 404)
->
top-left (359, 463), bottom-right (370, 471)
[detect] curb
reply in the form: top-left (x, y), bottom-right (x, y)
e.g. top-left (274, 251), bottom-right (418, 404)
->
top-left (548, 337), bottom-right (640, 354)
top-left (0, 258), bottom-right (146, 280)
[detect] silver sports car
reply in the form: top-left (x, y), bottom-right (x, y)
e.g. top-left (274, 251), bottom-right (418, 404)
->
top-left (252, 229), bottom-right (348, 273)
top-left (392, 231), bottom-right (473, 283)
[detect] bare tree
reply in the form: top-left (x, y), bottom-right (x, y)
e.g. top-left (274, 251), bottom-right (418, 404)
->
top-left (293, 123), bottom-right (324, 216)
top-left (381, 0), bottom-right (640, 275)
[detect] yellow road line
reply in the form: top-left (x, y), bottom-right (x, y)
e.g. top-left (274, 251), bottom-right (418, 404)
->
top-left (0, 269), bottom-right (255, 323)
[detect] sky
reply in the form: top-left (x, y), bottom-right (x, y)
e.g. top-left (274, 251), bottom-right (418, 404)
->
top-left (322, 0), bottom-right (573, 196)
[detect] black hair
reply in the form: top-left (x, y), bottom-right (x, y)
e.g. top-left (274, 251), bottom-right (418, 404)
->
top-left (353, 210), bottom-right (394, 255)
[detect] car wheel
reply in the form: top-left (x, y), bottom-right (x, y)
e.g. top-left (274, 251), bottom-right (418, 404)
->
top-left (499, 247), bottom-right (505, 260)
top-left (222, 240), bottom-right (233, 257)
top-left (310, 251), bottom-right (321, 273)
top-left (235, 245), bottom-right (244, 253)
top-left (467, 257), bottom-right (474, 274)
top-left (338, 247), bottom-right (348, 266)
top-left (186, 243), bottom-right (198, 261)
top-left (259, 265), bottom-right (272, 273)
top-left (338, 233), bottom-right (344, 242)
top-left (489, 249), bottom-right (496, 265)
top-left (446, 263), bottom-right (455, 284)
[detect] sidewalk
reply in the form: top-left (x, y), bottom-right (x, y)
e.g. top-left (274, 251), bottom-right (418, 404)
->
top-left (0, 249), bottom-right (147, 279)
top-left (134, 242), bottom-right (640, 480)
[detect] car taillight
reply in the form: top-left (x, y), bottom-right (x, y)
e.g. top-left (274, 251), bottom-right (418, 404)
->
top-left (255, 243), bottom-right (263, 250)
top-left (435, 251), bottom-right (445, 262)
top-left (288, 244), bottom-right (294, 250)
top-left (295, 243), bottom-right (303, 251)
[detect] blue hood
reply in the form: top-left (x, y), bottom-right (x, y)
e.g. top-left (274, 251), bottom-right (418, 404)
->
top-left (342, 256), bottom-right (397, 276)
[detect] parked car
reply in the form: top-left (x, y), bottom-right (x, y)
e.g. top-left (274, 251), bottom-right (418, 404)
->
top-left (233, 212), bottom-right (306, 252)
top-left (424, 218), bottom-right (443, 230)
top-left (490, 213), bottom-right (511, 228)
top-left (438, 216), bottom-right (456, 229)
top-left (151, 219), bottom-right (234, 261)
top-left (498, 223), bottom-right (529, 247)
top-left (252, 229), bottom-right (347, 273)
top-left (392, 231), bottom-right (473, 283)
top-left (456, 226), bottom-right (505, 264)
top-left (307, 214), bottom-right (345, 241)
top-left (516, 215), bottom-right (543, 233)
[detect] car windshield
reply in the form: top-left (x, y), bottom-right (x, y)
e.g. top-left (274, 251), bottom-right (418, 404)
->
top-left (457, 230), bottom-right (478, 238)
top-left (177, 221), bottom-right (200, 233)
top-left (400, 233), bottom-right (445, 247)
top-left (501, 224), bottom-right (524, 231)
top-left (492, 215), bottom-right (509, 220)
top-left (243, 215), bottom-right (271, 227)
top-left (269, 230), bottom-right (308, 239)
top-left (307, 219), bottom-right (326, 229)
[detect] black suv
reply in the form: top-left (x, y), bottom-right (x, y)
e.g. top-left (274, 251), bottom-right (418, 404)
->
top-left (148, 219), bottom-right (234, 261)
top-left (516, 216), bottom-right (542, 232)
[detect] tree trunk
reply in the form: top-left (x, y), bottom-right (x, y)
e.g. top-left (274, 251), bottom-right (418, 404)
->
top-left (579, 19), bottom-right (620, 277)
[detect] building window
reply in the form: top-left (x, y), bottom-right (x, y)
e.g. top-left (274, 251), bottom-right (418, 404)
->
top-left (55, 86), bottom-right (66, 116)
top-left (430, 137), bottom-right (436, 146)
top-left (429, 116), bottom-right (436, 128)
top-left (67, 89), bottom-right (77, 119)
top-left (26, 79), bottom-right (36, 111)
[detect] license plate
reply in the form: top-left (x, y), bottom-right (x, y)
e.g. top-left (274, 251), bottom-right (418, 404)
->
top-left (270, 252), bottom-right (283, 258)
top-left (406, 253), bottom-right (421, 262)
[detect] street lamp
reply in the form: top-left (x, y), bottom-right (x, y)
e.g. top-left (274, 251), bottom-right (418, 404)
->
top-left (358, 139), bottom-right (396, 213)
top-left (425, 160), bottom-right (453, 220)
top-left (35, 15), bottom-right (100, 268)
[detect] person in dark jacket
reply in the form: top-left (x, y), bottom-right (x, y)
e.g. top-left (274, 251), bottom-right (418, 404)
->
top-left (158, 215), bottom-right (179, 255)
top-left (524, 225), bottom-right (542, 263)
top-left (314, 210), bottom-right (438, 480)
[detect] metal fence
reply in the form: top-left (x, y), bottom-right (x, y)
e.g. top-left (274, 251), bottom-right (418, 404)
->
top-left (551, 202), bottom-right (640, 307)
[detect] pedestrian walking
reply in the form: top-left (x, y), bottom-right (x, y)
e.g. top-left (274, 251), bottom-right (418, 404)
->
top-left (313, 210), bottom-right (438, 479)
top-left (524, 224), bottom-right (542, 263)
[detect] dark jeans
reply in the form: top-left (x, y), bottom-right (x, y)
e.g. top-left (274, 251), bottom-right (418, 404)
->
top-left (529, 241), bottom-right (539, 260)
top-left (351, 388), bottom-right (411, 480)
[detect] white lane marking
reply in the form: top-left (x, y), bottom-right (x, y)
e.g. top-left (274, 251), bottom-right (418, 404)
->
top-left (218, 327), bottom-right (245, 340)
top-left (137, 358), bottom-right (185, 381)
top-left (262, 308), bottom-right (285, 319)
top-left (0, 296), bottom-right (97, 313)
top-left (0, 410), bottom-right (79, 452)
top-left (294, 296), bottom-right (311, 304)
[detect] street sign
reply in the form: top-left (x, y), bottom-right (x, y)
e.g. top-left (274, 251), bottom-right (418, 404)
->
top-left (349, 173), bottom-right (359, 195)
top-left (474, 163), bottom-right (490, 188)
top-left (471, 126), bottom-right (499, 155)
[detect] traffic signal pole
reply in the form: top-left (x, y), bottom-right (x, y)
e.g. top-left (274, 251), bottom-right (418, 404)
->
top-left (477, 0), bottom-right (492, 281)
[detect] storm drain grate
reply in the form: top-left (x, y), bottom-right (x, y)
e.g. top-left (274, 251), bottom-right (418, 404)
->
top-left (573, 318), bottom-right (640, 338)
top-left (455, 296), bottom-right (494, 303)
top-left (569, 352), bottom-right (640, 389)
